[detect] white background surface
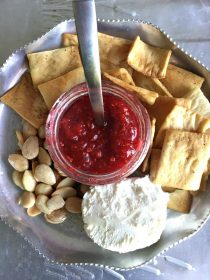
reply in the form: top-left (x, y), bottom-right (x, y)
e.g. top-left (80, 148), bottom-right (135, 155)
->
top-left (0, 0), bottom-right (210, 279)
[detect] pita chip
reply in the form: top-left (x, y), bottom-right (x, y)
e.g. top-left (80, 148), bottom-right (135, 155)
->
top-left (100, 60), bottom-right (119, 73)
top-left (0, 73), bottom-right (48, 128)
top-left (161, 64), bottom-right (205, 97)
top-left (153, 130), bottom-right (210, 190)
top-left (103, 72), bottom-right (158, 105)
top-left (38, 67), bottom-right (86, 109)
top-left (27, 46), bottom-right (81, 86)
top-left (133, 70), bottom-right (172, 96)
top-left (62, 33), bottom-right (78, 46)
top-left (127, 36), bottom-right (172, 79)
top-left (105, 68), bottom-right (135, 85)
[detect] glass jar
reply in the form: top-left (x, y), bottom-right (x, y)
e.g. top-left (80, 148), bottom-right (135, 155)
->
top-left (46, 80), bottom-right (151, 185)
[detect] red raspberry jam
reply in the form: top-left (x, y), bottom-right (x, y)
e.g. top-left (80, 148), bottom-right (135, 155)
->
top-left (58, 94), bottom-right (141, 174)
top-left (46, 81), bottom-right (150, 185)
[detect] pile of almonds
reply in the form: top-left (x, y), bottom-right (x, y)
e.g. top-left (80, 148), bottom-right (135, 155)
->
top-left (8, 120), bottom-right (90, 224)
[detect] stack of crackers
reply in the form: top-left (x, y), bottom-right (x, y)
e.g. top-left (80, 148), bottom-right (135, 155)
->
top-left (1, 32), bottom-right (210, 214)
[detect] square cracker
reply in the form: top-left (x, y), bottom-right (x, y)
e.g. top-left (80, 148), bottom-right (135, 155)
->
top-left (161, 64), bottom-right (204, 98)
top-left (38, 67), bottom-right (85, 109)
top-left (154, 104), bottom-right (208, 148)
top-left (27, 46), bottom-right (81, 86)
top-left (150, 150), bottom-right (192, 208)
top-left (153, 130), bottom-right (210, 190)
top-left (0, 73), bottom-right (48, 128)
top-left (127, 36), bottom-right (172, 79)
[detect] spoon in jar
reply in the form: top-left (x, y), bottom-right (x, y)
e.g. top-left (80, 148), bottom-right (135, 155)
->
top-left (73, 0), bottom-right (104, 126)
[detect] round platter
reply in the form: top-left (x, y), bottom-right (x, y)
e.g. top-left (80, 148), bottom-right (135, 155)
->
top-left (0, 19), bottom-right (210, 270)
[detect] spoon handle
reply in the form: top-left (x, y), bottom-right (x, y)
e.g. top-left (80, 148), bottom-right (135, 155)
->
top-left (73, 0), bottom-right (104, 126)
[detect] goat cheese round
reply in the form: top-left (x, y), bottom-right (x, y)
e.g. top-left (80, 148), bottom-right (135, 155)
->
top-left (82, 176), bottom-right (168, 253)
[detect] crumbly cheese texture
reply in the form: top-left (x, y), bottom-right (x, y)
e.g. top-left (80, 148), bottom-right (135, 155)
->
top-left (82, 176), bottom-right (168, 253)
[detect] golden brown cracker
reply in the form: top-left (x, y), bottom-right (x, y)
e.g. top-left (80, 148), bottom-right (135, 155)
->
top-left (144, 96), bottom-right (192, 136)
top-left (38, 67), bottom-right (85, 109)
top-left (103, 72), bottom-right (158, 105)
top-left (153, 130), bottom-right (210, 191)
top-left (161, 64), bottom-right (204, 97)
top-left (27, 46), bottom-right (81, 86)
top-left (105, 68), bottom-right (135, 86)
top-left (0, 73), bottom-right (48, 128)
top-left (127, 36), bottom-right (172, 79)
top-left (133, 70), bottom-right (172, 97)
top-left (62, 33), bottom-right (78, 46)
top-left (154, 105), bottom-right (208, 148)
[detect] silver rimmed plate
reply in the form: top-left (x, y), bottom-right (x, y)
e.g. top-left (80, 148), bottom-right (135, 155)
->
top-left (0, 19), bottom-right (210, 270)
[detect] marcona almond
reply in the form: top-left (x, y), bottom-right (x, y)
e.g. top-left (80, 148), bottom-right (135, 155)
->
top-left (80, 184), bottom-right (90, 194)
top-left (22, 136), bottom-right (39, 159)
top-left (35, 183), bottom-right (53, 196)
top-left (38, 124), bottom-right (45, 139)
top-left (8, 154), bottom-right (29, 172)
top-left (38, 147), bottom-right (52, 166)
top-left (35, 194), bottom-right (51, 214)
top-left (19, 191), bottom-right (35, 208)
top-left (44, 208), bottom-right (67, 224)
top-left (31, 160), bottom-right (38, 176)
top-left (34, 164), bottom-right (56, 185)
top-left (57, 177), bottom-right (75, 189)
top-left (12, 170), bottom-right (24, 189)
top-left (47, 195), bottom-right (65, 212)
top-left (65, 197), bottom-right (82, 214)
top-left (53, 169), bottom-right (61, 183)
top-left (52, 187), bottom-right (77, 199)
top-left (16, 130), bottom-right (24, 149)
top-left (22, 120), bottom-right (37, 139)
top-left (27, 205), bottom-right (41, 217)
top-left (22, 170), bottom-right (36, 192)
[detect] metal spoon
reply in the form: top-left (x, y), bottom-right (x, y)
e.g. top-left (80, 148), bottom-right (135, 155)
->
top-left (73, 0), bottom-right (104, 126)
